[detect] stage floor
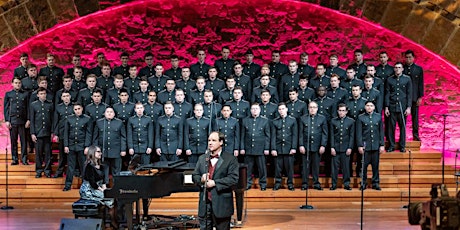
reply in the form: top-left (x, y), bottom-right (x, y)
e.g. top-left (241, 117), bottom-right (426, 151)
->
top-left (0, 201), bottom-right (419, 230)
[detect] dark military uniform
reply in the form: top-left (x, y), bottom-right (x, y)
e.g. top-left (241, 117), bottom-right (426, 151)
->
top-left (113, 102), bottom-right (135, 124)
top-left (259, 102), bottom-right (278, 120)
top-left (29, 99), bottom-right (54, 177)
top-left (376, 64), bottom-right (394, 83)
top-left (157, 89), bottom-right (176, 104)
top-left (184, 116), bottom-right (211, 163)
top-left (155, 114), bottom-right (183, 161)
top-left (127, 115), bottom-right (154, 164)
top-left (91, 66), bottom-right (102, 77)
top-left (188, 89), bottom-right (205, 105)
top-left (329, 116), bottom-right (355, 188)
top-left (218, 88), bottom-right (234, 105)
top-left (298, 87), bottom-right (315, 103)
top-left (226, 100), bottom-right (250, 121)
top-left (278, 72), bottom-right (300, 102)
top-left (54, 87), bottom-right (78, 107)
top-left (299, 114), bottom-right (328, 188)
top-left (271, 115), bottom-right (298, 187)
top-left (53, 102), bottom-right (74, 176)
top-left (132, 90), bottom-right (149, 104)
top-left (205, 78), bottom-right (225, 101)
top-left (105, 87), bottom-right (129, 106)
top-left (190, 62), bottom-right (210, 79)
top-left (148, 75), bottom-right (169, 93)
top-left (39, 65), bottom-right (65, 93)
top-left (385, 74), bottom-right (412, 150)
top-left (214, 58), bottom-right (235, 79)
top-left (345, 97), bottom-right (367, 121)
top-left (309, 75), bottom-right (331, 91)
top-left (214, 117), bottom-right (240, 153)
top-left (240, 116), bottom-right (271, 189)
top-left (234, 74), bottom-right (252, 101)
top-left (299, 64), bottom-right (316, 79)
top-left (14, 65), bottom-right (28, 79)
top-left (67, 66), bottom-right (90, 78)
top-left (164, 67), bottom-right (182, 81)
top-left (93, 117), bottom-right (126, 182)
top-left (327, 87), bottom-right (348, 105)
top-left (113, 65), bottom-right (130, 78)
top-left (144, 102), bottom-right (164, 121)
top-left (4, 89), bottom-right (29, 163)
top-left (253, 76), bottom-right (277, 89)
top-left (77, 87), bottom-right (102, 109)
top-left (286, 99), bottom-right (307, 120)
top-left (404, 63), bottom-right (424, 140)
top-left (351, 63), bottom-right (367, 80)
top-left (85, 102), bottom-right (108, 123)
top-left (21, 77), bottom-right (38, 93)
top-left (124, 77), bottom-right (140, 95)
top-left (176, 78), bottom-right (196, 98)
top-left (326, 66), bottom-right (346, 80)
top-left (203, 102), bottom-right (222, 120)
top-left (71, 78), bottom-right (87, 91)
top-left (362, 87), bottom-right (382, 113)
top-left (63, 114), bottom-right (92, 188)
top-left (356, 112), bottom-right (384, 188)
top-left (269, 62), bottom-right (288, 79)
top-left (314, 96), bottom-right (336, 121)
top-left (96, 76), bottom-right (114, 93)
top-left (173, 101), bottom-right (193, 121)
top-left (29, 89), bottom-right (54, 105)
top-left (139, 65), bottom-right (155, 78)
top-left (251, 86), bottom-right (279, 104)
top-left (340, 78), bottom-right (363, 97)
top-left (243, 62), bottom-right (261, 79)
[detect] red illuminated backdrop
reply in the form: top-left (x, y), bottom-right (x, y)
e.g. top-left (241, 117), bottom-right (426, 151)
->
top-left (0, 0), bottom-right (459, 151)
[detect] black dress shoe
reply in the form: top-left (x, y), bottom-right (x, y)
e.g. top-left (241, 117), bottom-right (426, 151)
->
top-left (387, 147), bottom-right (394, 152)
top-left (35, 173), bottom-right (42, 178)
top-left (45, 174), bottom-right (51, 178)
top-left (359, 185), bottom-right (367, 190)
top-left (313, 186), bottom-right (323, 191)
top-left (11, 161), bottom-right (19, 165)
top-left (373, 185), bottom-right (381, 190)
top-left (329, 186), bottom-right (337, 190)
top-left (260, 187), bottom-right (266, 191)
top-left (301, 185), bottom-right (308, 191)
top-left (22, 161), bottom-right (29, 165)
top-left (273, 184), bottom-right (281, 191)
top-left (288, 185), bottom-right (295, 191)
top-left (53, 174), bottom-right (63, 178)
top-left (62, 187), bottom-right (71, 191)
top-left (400, 148), bottom-right (406, 153)
top-left (344, 186), bottom-right (352, 190)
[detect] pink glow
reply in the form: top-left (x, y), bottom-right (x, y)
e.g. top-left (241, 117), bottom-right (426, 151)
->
top-left (0, 0), bottom-right (459, 151)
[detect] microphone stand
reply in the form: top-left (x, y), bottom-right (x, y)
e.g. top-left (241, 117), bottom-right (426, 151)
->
top-left (300, 116), bottom-right (313, 209)
top-left (398, 101), bottom-right (412, 209)
top-left (0, 99), bottom-right (14, 210)
top-left (360, 142), bottom-right (366, 230)
top-left (455, 149), bottom-right (459, 194)
top-left (203, 149), bottom-right (211, 229)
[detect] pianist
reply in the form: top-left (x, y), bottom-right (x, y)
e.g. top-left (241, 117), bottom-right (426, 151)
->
top-left (192, 131), bottom-right (239, 230)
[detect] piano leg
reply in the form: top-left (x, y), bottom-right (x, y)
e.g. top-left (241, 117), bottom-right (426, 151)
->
top-left (124, 201), bottom-right (134, 230)
top-left (235, 189), bottom-right (244, 222)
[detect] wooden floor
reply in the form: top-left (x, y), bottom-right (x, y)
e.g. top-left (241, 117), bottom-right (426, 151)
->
top-left (0, 201), bottom-right (419, 230)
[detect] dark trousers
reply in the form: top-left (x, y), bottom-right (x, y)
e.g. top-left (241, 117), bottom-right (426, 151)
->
top-left (389, 111), bottom-right (406, 148)
top-left (411, 102), bottom-right (419, 139)
top-left (9, 124), bottom-right (27, 162)
top-left (350, 147), bottom-right (361, 177)
top-left (274, 154), bottom-right (294, 186)
top-left (35, 136), bottom-right (52, 175)
top-left (56, 140), bottom-right (68, 175)
top-left (362, 150), bottom-right (380, 186)
top-left (160, 153), bottom-right (179, 162)
top-left (133, 153), bottom-right (152, 218)
top-left (25, 127), bottom-right (34, 150)
top-left (301, 151), bottom-right (320, 187)
top-left (331, 152), bottom-right (350, 187)
top-left (64, 150), bottom-right (85, 187)
top-left (244, 155), bottom-right (267, 188)
top-left (199, 202), bottom-right (231, 230)
top-left (103, 157), bottom-right (122, 184)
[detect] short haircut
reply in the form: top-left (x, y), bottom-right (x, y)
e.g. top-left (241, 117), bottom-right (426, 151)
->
top-left (354, 49), bottom-right (363, 54)
top-left (120, 52), bottom-right (129, 58)
top-left (144, 52), bottom-right (153, 59)
top-left (405, 50), bottom-right (415, 57)
top-left (288, 87), bottom-right (298, 93)
top-left (114, 74), bottom-right (124, 80)
top-left (118, 88), bottom-right (128, 95)
top-left (37, 76), bottom-right (47, 83)
top-left (337, 103), bottom-right (348, 110)
top-left (37, 87), bottom-right (47, 93)
top-left (170, 54), bottom-right (179, 59)
top-left (20, 53), bottom-right (29, 58)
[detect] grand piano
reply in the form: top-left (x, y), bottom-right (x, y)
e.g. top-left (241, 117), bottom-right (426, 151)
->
top-left (105, 160), bottom-right (247, 230)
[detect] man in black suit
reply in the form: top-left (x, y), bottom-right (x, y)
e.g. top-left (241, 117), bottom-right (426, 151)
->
top-left (404, 50), bottom-right (424, 141)
top-left (193, 131), bottom-right (239, 230)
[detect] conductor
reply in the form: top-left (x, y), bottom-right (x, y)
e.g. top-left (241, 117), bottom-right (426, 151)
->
top-left (192, 131), bottom-right (239, 230)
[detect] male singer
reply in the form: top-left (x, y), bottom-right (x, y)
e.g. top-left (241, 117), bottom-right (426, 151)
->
top-left (192, 131), bottom-right (239, 230)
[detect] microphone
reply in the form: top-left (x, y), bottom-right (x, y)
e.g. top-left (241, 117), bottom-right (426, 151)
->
top-left (205, 148), bottom-right (211, 162)
top-left (363, 141), bottom-right (366, 150)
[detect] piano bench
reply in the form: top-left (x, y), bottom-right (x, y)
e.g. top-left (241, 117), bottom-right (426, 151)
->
top-left (72, 199), bottom-right (106, 222)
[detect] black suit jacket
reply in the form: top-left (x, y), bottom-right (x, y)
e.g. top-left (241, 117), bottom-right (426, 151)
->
top-left (192, 152), bottom-right (239, 218)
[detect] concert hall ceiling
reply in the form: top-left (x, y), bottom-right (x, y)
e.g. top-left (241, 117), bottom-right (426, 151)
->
top-left (0, 0), bottom-right (459, 150)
